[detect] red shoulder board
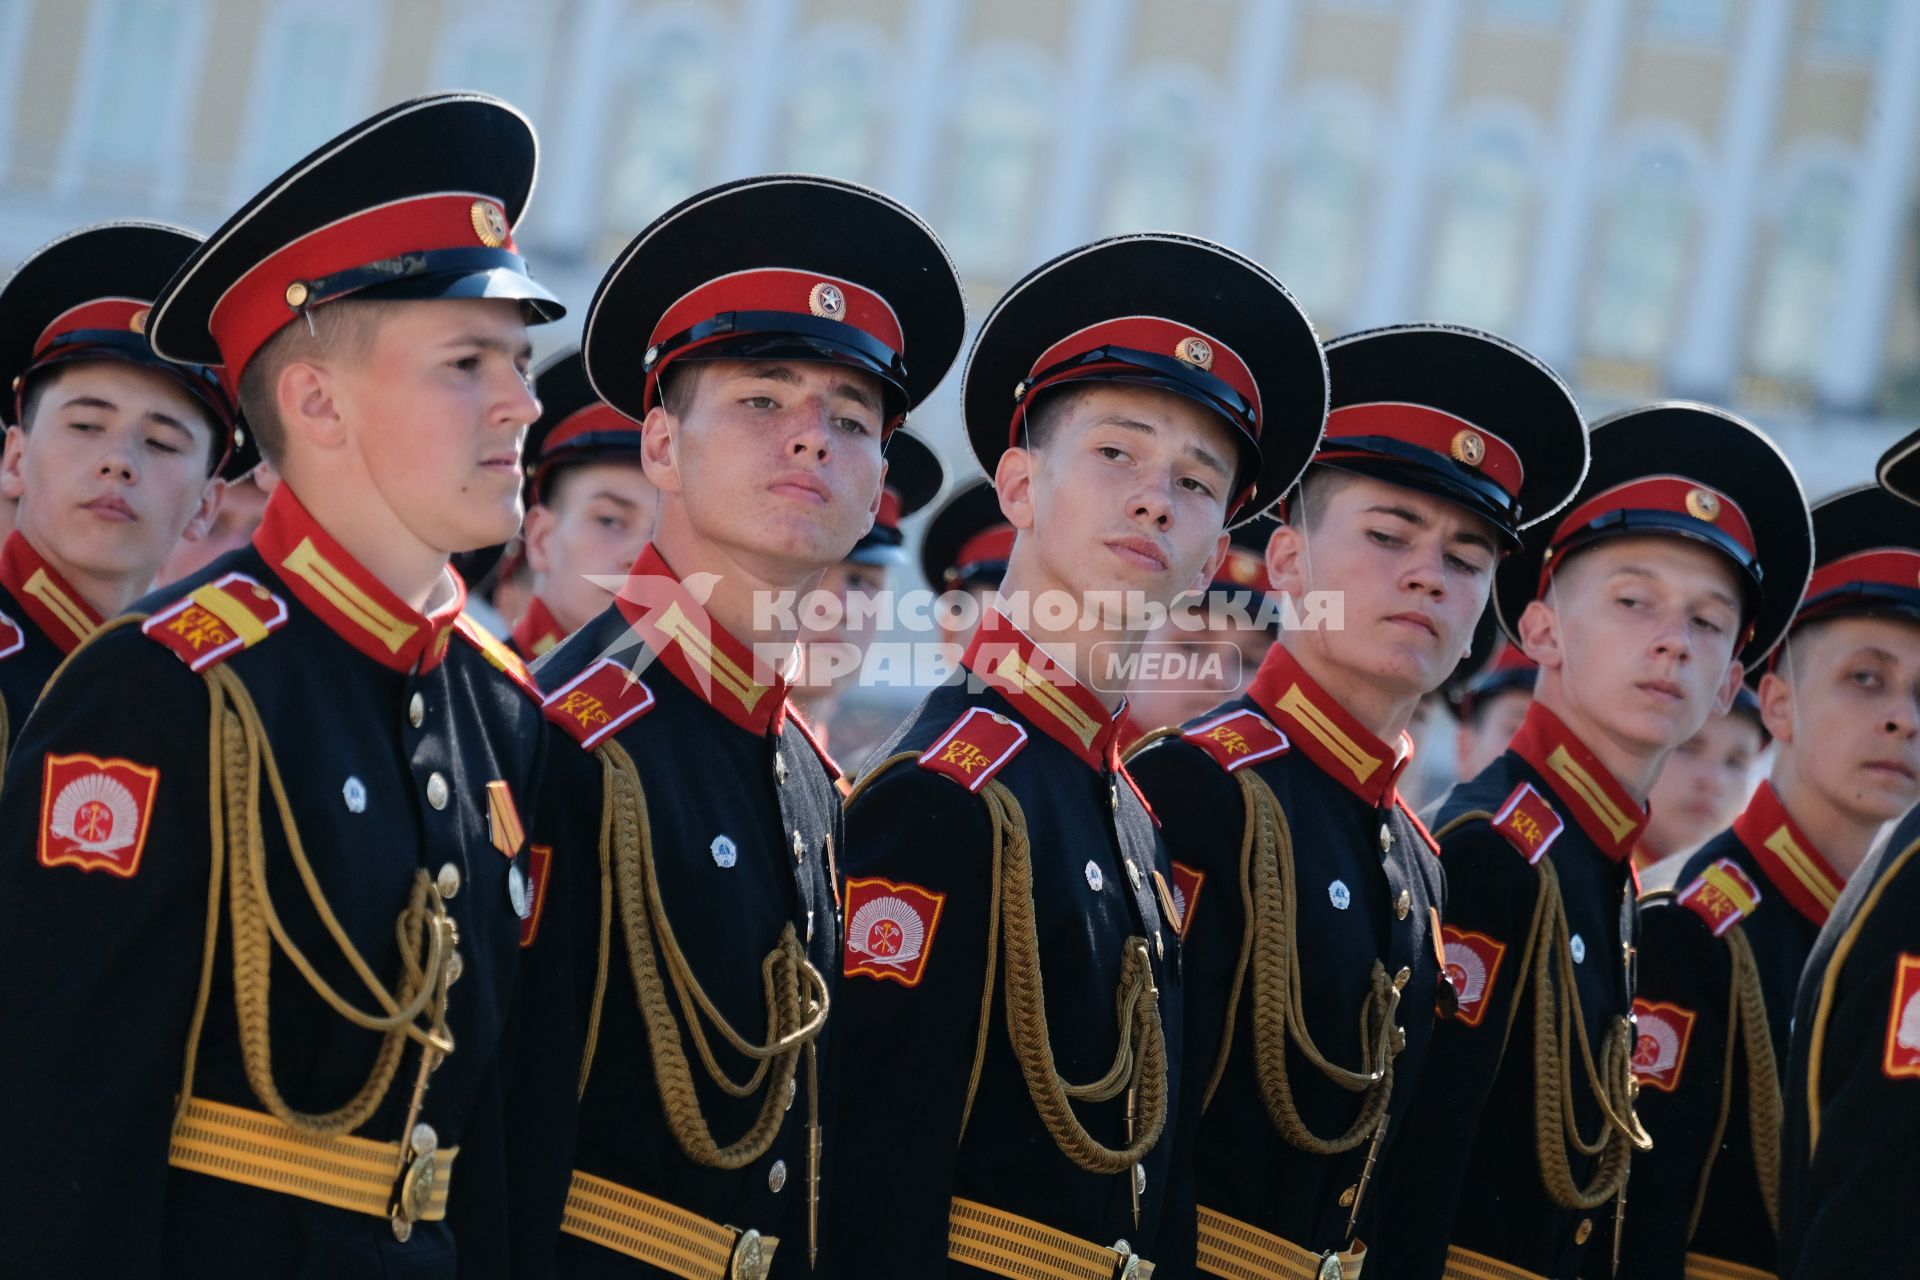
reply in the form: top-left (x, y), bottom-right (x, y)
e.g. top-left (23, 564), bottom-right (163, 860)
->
top-left (1491, 782), bottom-right (1565, 865)
top-left (520, 843), bottom-right (554, 948)
top-left (918, 707), bottom-right (1027, 792)
top-left (1885, 954), bottom-right (1920, 1079)
top-left (1441, 925), bottom-right (1508, 1027)
top-left (1180, 708), bottom-right (1289, 773)
top-left (38, 752), bottom-right (161, 878)
top-left (541, 657), bottom-right (656, 750)
top-left (1677, 857), bottom-right (1763, 937)
top-left (844, 876), bottom-right (946, 986)
top-left (0, 607), bottom-right (24, 662)
top-left (456, 615), bottom-right (540, 699)
top-left (140, 573), bottom-right (289, 671)
top-left (1631, 998), bottom-right (1697, 1093)
top-left (784, 705), bottom-right (843, 781)
top-left (1398, 800), bottom-right (1441, 857)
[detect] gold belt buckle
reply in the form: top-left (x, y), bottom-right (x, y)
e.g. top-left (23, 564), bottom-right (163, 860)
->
top-left (730, 1227), bottom-right (771, 1280)
top-left (388, 1123), bottom-right (439, 1242)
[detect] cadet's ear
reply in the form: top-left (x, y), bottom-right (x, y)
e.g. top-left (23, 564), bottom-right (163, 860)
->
top-left (1, 425), bottom-right (26, 502)
top-left (177, 475), bottom-right (224, 544)
top-left (1265, 521), bottom-right (1310, 600)
top-left (1709, 656), bottom-right (1744, 718)
top-left (277, 358), bottom-right (346, 453)
top-left (522, 503), bottom-right (558, 576)
top-left (994, 447), bottom-right (1035, 532)
top-left (640, 404), bottom-right (682, 496)
top-left (1517, 598), bottom-right (1562, 671)
top-left (1757, 667), bottom-right (1795, 746)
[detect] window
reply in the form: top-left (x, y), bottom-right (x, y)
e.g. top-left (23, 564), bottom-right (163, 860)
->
top-left (1809, 0), bottom-right (1889, 59)
top-left (1586, 142), bottom-right (1697, 363)
top-left (603, 17), bottom-right (726, 231)
top-left (1266, 91), bottom-right (1377, 326)
top-left (937, 50), bottom-right (1052, 282)
top-left (1749, 160), bottom-right (1855, 384)
top-left (1098, 70), bottom-right (1213, 237)
top-left (75, 0), bottom-right (194, 184)
top-left (1423, 120), bottom-right (1537, 334)
top-left (246, 14), bottom-right (369, 177)
top-left (780, 26), bottom-right (886, 183)
top-left (1478, 0), bottom-right (1564, 27)
top-left (1644, 0), bottom-right (1733, 46)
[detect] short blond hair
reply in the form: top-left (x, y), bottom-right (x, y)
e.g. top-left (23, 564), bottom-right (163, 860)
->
top-left (236, 300), bottom-right (385, 465)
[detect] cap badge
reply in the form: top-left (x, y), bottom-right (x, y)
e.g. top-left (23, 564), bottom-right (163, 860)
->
top-left (1685, 487), bottom-right (1722, 522)
top-left (808, 282), bottom-right (845, 321)
top-left (470, 199), bottom-right (509, 249)
top-left (1174, 335), bottom-right (1214, 371)
top-left (1450, 429), bottom-right (1486, 468)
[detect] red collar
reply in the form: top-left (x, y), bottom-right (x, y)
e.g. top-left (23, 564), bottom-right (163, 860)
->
top-left (251, 485), bottom-right (466, 673)
top-left (1732, 780), bottom-right (1845, 927)
top-left (0, 531), bottom-right (102, 655)
top-left (511, 595), bottom-right (566, 658)
top-left (613, 543), bottom-right (793, 736)
top-left (1247, 643), bottom-right (1412, 808)
top-left (1508, 702), bottom-right (1648, 862)
top-left (960, 610), bottom-right (1131, 773)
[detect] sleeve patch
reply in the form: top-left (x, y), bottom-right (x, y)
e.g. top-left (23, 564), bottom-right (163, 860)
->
top-left (519, 844), bottom-right (554, 948)
top-left (0, 607), bottom-right (24, 661)
top-left (38, 753), bottom-right (160, 878)
top-left (1677, 858), bottom-right (1763, 936)
top-left (541, 658), bottom-right (656, 749)
top-left (140, 573), bottom-right (289, 671)
top-left (1179, 708), bottom-right (1289, 773)
top-left (843, 877), bottom-right (946, 987)
top-left (1884, 954), bottom-right (1920, 1079)
top-left (1631, 998), bottom-right (1698, 1093)
top-left (917, 707), bottom-right (1027, 792)
top-left (1491, 782), bottom-right (1564, 864)
top-left (1164, 861), bottom-right (1205, 939)
top-left (1441, 925), bottom-right (1508, 1027)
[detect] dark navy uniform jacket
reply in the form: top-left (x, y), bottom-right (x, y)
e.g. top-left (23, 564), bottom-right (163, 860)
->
top-left (825, 611), bottom-right (1186, 1277)
top-left (1779, 803), bottom-right (1920, 1276)
top-left (0, 484), bottom-right (549, 1278)
top-left (1624, 781), bottom-right (1846, 1280)
top-left (1379, 702), bottom-right (1646, 1280)
top-left (0, 529), bottom-right (104, 774)
top-left (522, 543), bottom-right (841, 1279)
top-left (1127, 643), bottom-right (1447, 1271)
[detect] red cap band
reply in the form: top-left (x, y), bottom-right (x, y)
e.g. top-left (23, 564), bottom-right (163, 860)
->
top-left (1320, 402), bottom-right (1523, 500)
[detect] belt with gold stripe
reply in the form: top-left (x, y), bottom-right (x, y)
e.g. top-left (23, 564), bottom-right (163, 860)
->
top-left (561, 1169), bottom-right (777, 1280)
top-left (167, 1096), bottom-right (455, 1226)
top-left (948, 1197), bottom-right (1155, 1280)
top-left (1442, 1246), bottom-right (1548, 1280)
top-left (1683, 1254), bottom-right (1775, 1280)
top-left (1197, 1206), bottom-right (1366, 1280)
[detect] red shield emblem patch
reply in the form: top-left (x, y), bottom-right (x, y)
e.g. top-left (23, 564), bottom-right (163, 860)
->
top-left (1631, 998), bottom-right (1697, 1093)
top-left (843, 877), bottom-right (946, 987)
top-left (1883, 953), bottom-right (1920, 1080)
top-left (38, 753), bottom-right (160, 878)
top-left (1441, 926), bottom-right (1507, 1028)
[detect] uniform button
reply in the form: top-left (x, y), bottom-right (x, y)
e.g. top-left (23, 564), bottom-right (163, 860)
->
top-left (426, 772), bottom-right (449, 810)
top-left (775, 756), bottom-right (788, 785)
top-left (1133, 1165), bottom-right (1146, 1195)
top-left (446, 951), bottom-right (464, 985)
top-left (436, 862), bottom-right (462, 899)
top-left (1394, 966), bottom-right (1411, 990)
top-left (1338, 1184), bottom-right (1357, 1208)
top-left (991, 713), bottom-right (1010, 725)
top-left (768, 1160), bottom-right (787, 1193)
top-left (1125, 860), bottom-right (1142, 890)
top-left (1110, 782), bottom-right (1120, 812)
top-left (408, 693), bottom-right (425, 728)
top-left (792, 831), bottom-right (805, 863)
top-left (1379, 823), bottom-right (1392, 852)
top-left (1395, 889), bottom-right (1411, 920)
top-left (1154, 933), bottom-right (1165, 960)
top-left (1574, 1218), bottom-right (1593, 1245)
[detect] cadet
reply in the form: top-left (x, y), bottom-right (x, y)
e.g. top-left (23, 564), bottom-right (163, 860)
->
top-left (1636, 685), bottom-right (1768, 880)
top-left (509, 346), bottom-right (655, 660)
top-left (828, 233), bottom-right (1327, 1278)
top-left (524, 175), bottom-right (964, 1279)
top-left (791, 426), bottom-right (943, 750)
top-left (0, 222), bottom-right (233, 764)
top-left (1129, 324), bottom-right (1588, 1280)
top-left (0, 93), bottom-right (564, 1275)
top-left (919, 476), bottom-right (1015, 650)
top-left (1447, 631), bottom-right (1538, 785)
top-left (1624, 483), bottom-right (1920, 1278)
top-left (1382, 405), bottom-right (1812, 1280)
top-left (1779, 430), bottom-right (1920, 1276)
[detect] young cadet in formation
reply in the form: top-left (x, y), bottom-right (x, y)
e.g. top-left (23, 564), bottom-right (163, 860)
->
top-left (1623, 483), bottom-right (1920, 1279)
top-left (919, 475), bottom-right (1016, 649)
top-left (1128, 324), bottom-right (1588, 1280)
top-left (1779, 428), bottom-right (1920, 1276)
top-left (0, 222), bottom-right (232, 767)
top-left (0, 93), bottom-right (564, 1275)
top-left (790, 426), bottom-right (944, 751)
top-left (827, 233), bottom-right (1328, 1279)
top-left (1635, 685), bottom-right (1769, 883)
top-left (522, 175), bottom-right (964, 1279)
top-left (509, 346), bottom-right (655, 660)
top-left (1381, 405), bottom-right (1813, 1280)
top-left (1446, 632), bottom-right (1539, 786)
